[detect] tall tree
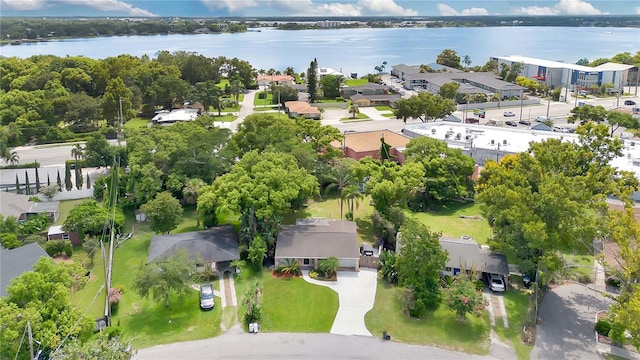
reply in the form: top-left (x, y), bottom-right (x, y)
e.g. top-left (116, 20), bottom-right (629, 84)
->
top-left (394, 92), bottom-right (456, 123)
top-left (24, 170), bottom-right (30, 195)
top-left (462, 55), bottom-right (472, 69)
top-left (348, 103), bottom-right (359, 119)
top-left (444, 277), bottom-right (485, 320)
top-left (324, 158), bottom-right (356, 219)
top-left (64, 162), bottom-right (73, 191)
top-left (75, 168), bottom-right (83, 190)
top-left (35, 166), bottom-right (40, 193)
top-left (436, 49), bottom-right (462, 69)
top-left (132, 250), bottom-right (194, 307)
top-left (319, 74), bottom-right (340, 99)
top-left (190, 80), bottom-right (221, 115)
top-left (102, 77), bottom-right (134, 126)
top-left (307, 58), bottom-right (318, 103)
top-left (56, 169), bottom-right (62, 191)
top-left (71, 143), bottom-right (85, 161)
top-left (438, 82), bottom-right (460, 100)
top-left (14, 174), bottom-right (20, 194)
top-left (140, 192), bottom-right (184, 234)
top-left (395, 219), bottom-right (447, 317)
top-left (50, 333), bottom-right (135, 360)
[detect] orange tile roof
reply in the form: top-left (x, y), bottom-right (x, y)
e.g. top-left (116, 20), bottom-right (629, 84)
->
top-left (257, 75), bottom-right (293, 83)
top-left (285, 101), bottom-right (319, 115)
top-left (339, 130), bottom-right (411, 152)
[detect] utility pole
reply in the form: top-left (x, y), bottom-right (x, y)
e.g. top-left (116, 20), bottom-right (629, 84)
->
top-left (564, 70), bottom-right (570, 103)
top-left (117, 97), bottom-right (123, 146)
top-left (27, 321), bottom-right (35, 360)
top-left (546, 71), bottom-right (552, 117)
top-left (519, 89), bottom-right (524, 123)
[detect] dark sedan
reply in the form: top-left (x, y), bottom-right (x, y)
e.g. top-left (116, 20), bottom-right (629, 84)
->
top-left (505, 121), bottom-right (517, 127)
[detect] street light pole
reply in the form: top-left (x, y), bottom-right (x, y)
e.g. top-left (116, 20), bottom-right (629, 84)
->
top-left (546, 72), bottom-right (552, 117)
top-left (519, 89), bottom-right (524, 123)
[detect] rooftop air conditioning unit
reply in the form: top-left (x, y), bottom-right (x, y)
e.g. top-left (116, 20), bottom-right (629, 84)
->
top-left (503, 139), bottom-right (508, 145)
top-left (465, 135), bottom-right (472, 140)
top-left (455, 133), bottom-right (461, 140)
top-left (490, 139), bottom-right (495, 145)
top-left (631, 141), bottom-right (636, 147)
top-left (431, 128), bottom-right (436, 134)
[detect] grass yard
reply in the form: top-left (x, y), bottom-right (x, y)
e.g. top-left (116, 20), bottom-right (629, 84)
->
top-left (253, 92), bottom-right (274, 106)
top-left (494, 288), bottom-right (534, 360)
top-left (563, 254), bottom-right (595, 282)
top-left (211, 114), bottom-right (238, 122)
top-left (341, 113), bottom-right (369, 120)
top-left (365, 280), bottom-right (491, 355)
top-left (406, 202), bottom-right (492, 244)
top-left (344, 79), bottom-right (369, 87)
top-left (124, 117), bottom-right (150, 130)
top-left (233, 268), bottom-right (338, 333)
top-left (54, 199), bottom-right (85, 226)
top-left (382, 113), bottom-right (396, 118)
top-left (374, 105), bottom-right (392, 111)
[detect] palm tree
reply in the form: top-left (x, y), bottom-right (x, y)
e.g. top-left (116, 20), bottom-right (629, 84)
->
top-left (3, 151), bottom-right (19, 165)
top-left (381, 61), bottom-right (388, 74)
top-left (349, 103), bottom-right (359, 119)
top-left (183, 178), bottom-right (206, 226)
top-left (462, 55), bottom-right (472, 69)
top-left (324, 159), bottom-right (355, 220)
top-left (71, 143), bottom-right (85, 161)
top-left (342, 184), bottom-right (363, 220)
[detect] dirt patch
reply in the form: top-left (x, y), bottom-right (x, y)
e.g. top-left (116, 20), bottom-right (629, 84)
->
top-left (186, 326), bottom-right (196, 332)
top-left (53, 255), bottom-right (74, 263)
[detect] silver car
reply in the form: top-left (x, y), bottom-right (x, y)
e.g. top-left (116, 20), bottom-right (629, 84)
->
top-left (199, 283), bottom-right (214, 310)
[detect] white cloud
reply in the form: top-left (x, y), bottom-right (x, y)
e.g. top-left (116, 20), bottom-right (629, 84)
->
top-left (1, 0), bottom-right (45, 10)
top-left (515, 0), bottom-right (603, 15)
top-left (201, 0), bottom-right (416, 16)
top-left (1, 0), bottom-right (156, 16)
top-left (357, 0), bottom-right (417, 16)
top-left (636, 7), bottom-right (640, 15)
top-left (437, 3), bottom-right (488, 16)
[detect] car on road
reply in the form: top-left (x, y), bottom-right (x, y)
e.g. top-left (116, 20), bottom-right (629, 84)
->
top-left (553, 126), bottom-right (570, 133)
top-left (505, 121), bottom-right (517, 127)
top-left (199, 283), bottom-right (214, 310)
top-left (484, 273), bottom-right (506, 292)
top-left (465, 117), bottom-right (479, 124)
top-left (519, 119), bottom-right (531, 125)
top-left (503, 111), bottom-right (515, 117)
top-left (535, 116), bottom-right (550, 122)
top-left (625, 100), bottom-right (636, 106)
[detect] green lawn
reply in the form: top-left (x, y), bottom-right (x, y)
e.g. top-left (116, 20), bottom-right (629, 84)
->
top-left (54, 199), bottom-right (85, 226)
top-left (316, 99), bottom-right (346, 104)
top-left (253, 92), bottom-right (274, 106)
top-left (365, 280), bottom-right (491, 355)
top-left (563, 254), bottom-right (594, 282)
top-left (406, 202), bottom-right (492, 244)
top-left (123, 118), bottom-right (150, 130)
top-left (210, 114), bottom-right (238, 122)
top-left (344, 79), bottom-right (369, 87)
top-left (494, 287), bottom-right (534, 360)
top-left (375, 105), bottom-right (392, 111)
top-left (382, 113), bottom-right (396, 118)
top-left (233, 268), bottom-right (338, 332)
top-left (341, 113), bottom-right (369, 120)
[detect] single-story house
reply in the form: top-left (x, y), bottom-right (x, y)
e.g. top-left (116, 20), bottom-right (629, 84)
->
top-left (275, 218), bottom-right (360, 271)
top-left (1, 243), bottom-right (50, 297)
top-left (331, 130), bottom-right (410, 164)
top-left (0, 192), bottom-right (59, 223)
top-left (284, 101), bottom-right (321, 119)
top-left (439, 237), bottom-right (509, 280)
top-left (147, 225), bottom-right (240, 274)
top-left (47, 225), bottom-right (82, 246)
top-left (151, 108), bottom-right (200, 125)
top-left (342, 83), bottom-right (389, 97)
top-left (350, 93), bottom-right (401, 108)
top-left (257, 74), bottom-right (294, 86)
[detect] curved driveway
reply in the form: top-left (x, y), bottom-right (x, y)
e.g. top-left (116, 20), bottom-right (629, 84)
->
top-left (303, 268), bottom-right (378, 336)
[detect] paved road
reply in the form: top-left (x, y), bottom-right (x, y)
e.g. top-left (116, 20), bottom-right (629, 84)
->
top-left (135, 331), bottom-right (501, 360)
top-left (531, 283), bottom-right (612, 360)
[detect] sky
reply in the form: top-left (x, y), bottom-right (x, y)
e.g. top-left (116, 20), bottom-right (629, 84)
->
top-left (1, 0), bottom-right (638, 17)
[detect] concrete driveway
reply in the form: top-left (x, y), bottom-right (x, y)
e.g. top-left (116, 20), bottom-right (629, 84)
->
top-left (303, 268), bottom-right (378, 337)
top-left (531, 283), bottom-right (612, 360)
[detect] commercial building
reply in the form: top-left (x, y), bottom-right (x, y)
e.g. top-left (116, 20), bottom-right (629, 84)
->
top-left (492, 55), bottom-right (636, 93)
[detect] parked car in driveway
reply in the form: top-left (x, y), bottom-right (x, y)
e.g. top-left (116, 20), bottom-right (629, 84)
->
top-left (360, 243), bottom-right (374, 256)
top-left (484, 273), bottom-right (506, 292)
top-left (505, 121), bottom-right (517, 127)
top-left (503, 111), bottom-right (515, 117)
top-left (199, 283), bottom-right (214, 310)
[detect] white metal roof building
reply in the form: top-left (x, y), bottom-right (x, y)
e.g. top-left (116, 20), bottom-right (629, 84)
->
top-left (403, 122), bottom-right (640, 200)
top-left (492, 55), bottom-right (635, 92)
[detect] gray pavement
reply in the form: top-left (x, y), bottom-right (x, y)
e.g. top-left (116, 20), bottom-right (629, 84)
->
top-left (302, 268), bottom-right (378, 337)
top-left (531, 283), bottom-right (612, 360)
top-left (135, 331), bottom-right (500, 360)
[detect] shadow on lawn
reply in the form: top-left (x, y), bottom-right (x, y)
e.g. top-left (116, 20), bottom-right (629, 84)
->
top-left (419, 201), bottom-right (482, 216)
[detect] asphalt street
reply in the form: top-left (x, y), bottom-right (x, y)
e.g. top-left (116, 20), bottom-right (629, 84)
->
top-left (135, 331), bottom-right (502, 360)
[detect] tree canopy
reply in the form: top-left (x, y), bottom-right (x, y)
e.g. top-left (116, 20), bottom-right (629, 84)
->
top-left (394, 92), bottom-right (456, 123)
top-left (132, 250), bottom-right (194, 307)
top-left (140, 192), bottom-right (184, 234)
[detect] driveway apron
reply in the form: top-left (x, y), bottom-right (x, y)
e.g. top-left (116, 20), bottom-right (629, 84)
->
top-left (303, 268), bottom-right (378, 336)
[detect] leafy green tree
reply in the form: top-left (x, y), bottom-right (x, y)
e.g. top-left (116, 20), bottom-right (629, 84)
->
top-left (0, 233), bottom-right (21, 249)
top-left (40, 184), bottom-right (60, 201)
top-left (320, 74), bottom-right (340, 99)
top-left (190, 80), bottom-right (221, 115)
top-left (102, 77), bottom-right (133, 126)
top-left (394, 92), bottom-right (456, 123)
top-left (132, 250), bottom-right (194, 307)
top-left (63, 199), bottom-right (123, 237)
top-left (140, 192), bottom-right (183, 234)
top-left (84, 133), bottom-right (114, 168)
top-left (605, 110), bottom-right (640, 136)
top-left (379, 250), bottom-right (398, 283)
top-left (248, 234), bottom-right (267, 268)
top-left (64, 93), bottom-right (100, 132)
top-left (324, 158), bottom-right (356, 219)
top-left (307, 58), bottom-right (318, 103)
top-left (568, 105), bottom-right (608, 125)
top-left (438, 82), bottom-right (460, 100)
top-left (444, 277), bottom-right (485, 320)
top-left (50, 333), bottom-right (135, 360)
top-left (395, 219), bottom-right (447, 317)
top-left (348, 103), bottom-right (359, 118)
top-left (0, 258), bottom-right (94, 360)
top-left (317, 256), bottom-right (340, 277)
top-left (436, 49), bottom-right (461, 69)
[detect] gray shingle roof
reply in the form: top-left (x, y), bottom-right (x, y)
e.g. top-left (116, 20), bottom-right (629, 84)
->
top-left (275, 220), bottom-right (359, 259)
top-left (439, 238), bottom-right (509, 276)
top-left (1, 243), bottom-right (50, 297)
top-left (0, 192), bottom-right (31, 219)
top-left (147, 225), bottom-right (240, 264)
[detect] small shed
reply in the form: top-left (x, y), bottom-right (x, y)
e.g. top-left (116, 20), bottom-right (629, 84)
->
top-left (47, 225), bottom-right (82, 246)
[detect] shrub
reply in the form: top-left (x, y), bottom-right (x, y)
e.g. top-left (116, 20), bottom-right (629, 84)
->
top-left (309, 269), bottom-right (319, 279)
top-left (344, 211), bottom-right (354, 221)
top-left (575, 273), bottom-right (593, 284)
top-left (606, 277), bottom-right (621, 287)
top-left (318, 257), bottom-right (340, 277)
top-left (379, 250), bottom-right (398, 284)
top-left (595, 320), bottom-right (612, 336)
top-left (104, 326), bottom-right (123, 339)
top-left (0, 233), bottom-right (21, 249)
top-left (45, 240), bottom-right (66, 256)
top-left (63, 241), bottom-right (73, 257)
top-left (28, 196), bottom-right (41, 202)
top-left (474, 279), bottom-right (485, 291)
